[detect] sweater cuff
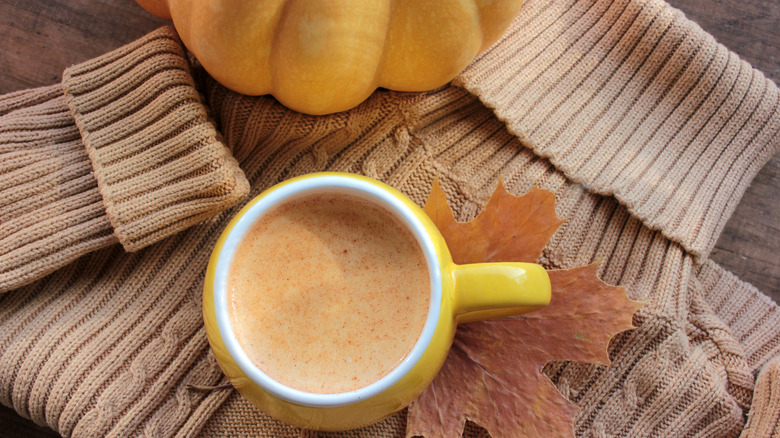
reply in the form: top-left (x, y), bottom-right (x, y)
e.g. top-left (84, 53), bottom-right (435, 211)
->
top-left (456, 0), bottom-right (780, 259)
top-left (62, 26), bottom-right (249, 252)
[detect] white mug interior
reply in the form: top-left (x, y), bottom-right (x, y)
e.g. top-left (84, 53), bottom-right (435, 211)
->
top-left (213, 175), bottom-right (442, 407)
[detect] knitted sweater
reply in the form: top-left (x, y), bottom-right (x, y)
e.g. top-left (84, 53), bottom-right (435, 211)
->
top-left (1, 1), bottom-right (779, 437)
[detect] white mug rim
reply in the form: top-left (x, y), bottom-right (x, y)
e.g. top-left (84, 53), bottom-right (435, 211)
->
top-left (213, 175), bottom-right (442, 407)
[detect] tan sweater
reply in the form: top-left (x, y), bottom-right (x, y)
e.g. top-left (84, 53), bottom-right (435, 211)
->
top-left (1, 0), bottom-right (779, 437)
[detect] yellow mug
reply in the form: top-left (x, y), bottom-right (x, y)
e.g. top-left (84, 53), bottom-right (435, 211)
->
top-left (203, 172), bottom-right (551, 431)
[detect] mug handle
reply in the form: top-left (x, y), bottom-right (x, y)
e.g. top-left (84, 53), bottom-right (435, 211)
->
top-left (452, 263), bottom-right (551, 323)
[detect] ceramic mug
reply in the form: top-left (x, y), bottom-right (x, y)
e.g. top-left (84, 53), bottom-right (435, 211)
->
top-left (203, 172), bottom-right (551, 431)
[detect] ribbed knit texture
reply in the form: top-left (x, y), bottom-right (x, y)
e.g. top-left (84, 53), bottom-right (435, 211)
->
top-left (698, 260), bottom-right (780, 373)
top-left (741, 357), bottom-right (780, 438)
top-left (0, 26), bottom-right (248, 294)
top-left (0, 0), bottom-right (778, 437)
top-left (61, 26), bottom-right (249, 252)
top-left (455, 0), bottom-right (780, 259)
top-left (0, 85), bottom-right (118, 292)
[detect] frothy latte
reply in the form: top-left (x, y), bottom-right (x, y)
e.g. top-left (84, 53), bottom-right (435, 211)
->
top-left (227, 192), bottom-right (430, 394)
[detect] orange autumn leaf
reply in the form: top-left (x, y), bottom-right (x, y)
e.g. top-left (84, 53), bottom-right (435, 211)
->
top-left (424, 178), bottom-right (564, 265)
top-left (407, 178), bottom-right (643, 438)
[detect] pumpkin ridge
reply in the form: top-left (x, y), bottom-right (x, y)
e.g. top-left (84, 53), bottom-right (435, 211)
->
top-left (136, 0), bottom-right (525, 115)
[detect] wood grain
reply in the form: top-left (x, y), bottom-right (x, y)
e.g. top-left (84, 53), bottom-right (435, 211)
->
top-left (0, 0), bottom-right (167, 91)
top-left (0, 0), bottom-right (777, 437)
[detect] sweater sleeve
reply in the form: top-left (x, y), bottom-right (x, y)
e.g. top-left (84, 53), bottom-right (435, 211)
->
top-left (0, 27), bottom-right (249, 293)
top-left (455, 0), bottom-right (780, 260)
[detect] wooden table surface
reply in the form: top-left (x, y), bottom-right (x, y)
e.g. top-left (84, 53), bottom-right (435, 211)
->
top-left (0, 0), bottom-right (777, 436)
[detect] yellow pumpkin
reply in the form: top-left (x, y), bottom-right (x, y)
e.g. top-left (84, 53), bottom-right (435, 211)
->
top-left (136, 0), bottom-right (524, 115)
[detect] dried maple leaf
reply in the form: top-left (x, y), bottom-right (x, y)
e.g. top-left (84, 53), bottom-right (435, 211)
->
top-left (406, 178), bottom-right (642, 438)
top-left (423, 178), bottom-right (564, 265)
